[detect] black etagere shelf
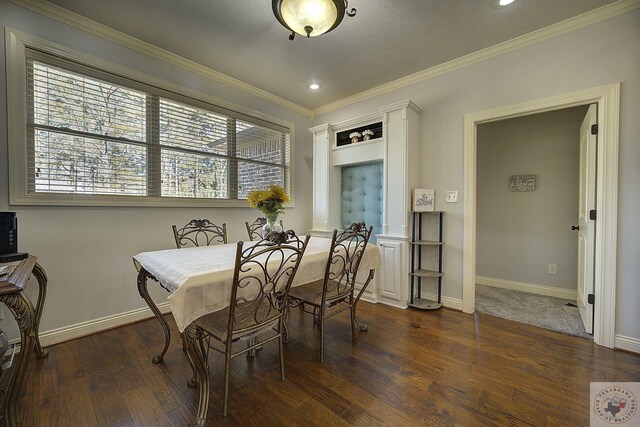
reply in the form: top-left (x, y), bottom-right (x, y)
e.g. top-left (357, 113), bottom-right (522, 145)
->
top-left (409, 211), bottom-right (444, 310)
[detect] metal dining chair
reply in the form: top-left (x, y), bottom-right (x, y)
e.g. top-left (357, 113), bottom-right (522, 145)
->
top-left (245, 217), bottom-right (284, 241)
top-left (287, 222), bottom-right (373, 363)
top-left (172, 219), bottom-right (227, 248)
top-left (190, 231), bottom-right (310, 416)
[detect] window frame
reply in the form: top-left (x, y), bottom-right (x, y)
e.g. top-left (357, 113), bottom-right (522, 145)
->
top-left (6, 29), bottom-right (295, 207)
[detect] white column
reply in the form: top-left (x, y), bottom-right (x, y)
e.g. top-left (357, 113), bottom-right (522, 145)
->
top-left (376, 101), bottom-right (421, 307)
top-left (309, 124), bottom-right (339, 238)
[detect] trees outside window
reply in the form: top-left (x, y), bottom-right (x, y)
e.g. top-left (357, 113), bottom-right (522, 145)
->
top-left (24, 53), bottom-right (290, 203)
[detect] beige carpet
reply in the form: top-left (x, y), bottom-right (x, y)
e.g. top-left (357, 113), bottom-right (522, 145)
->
top-left (475, 284), bottom-right (592, 339)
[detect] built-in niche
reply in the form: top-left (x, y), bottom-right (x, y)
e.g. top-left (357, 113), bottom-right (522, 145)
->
top-left (336, 121), bottom-right (383, 147)
top-left (340, 161), bottom-right (383, 243)
top-left (310, 100), bottom-right (421, 307)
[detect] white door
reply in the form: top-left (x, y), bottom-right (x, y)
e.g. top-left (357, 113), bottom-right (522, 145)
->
top-left (576, 104), bottom-right (597, 334)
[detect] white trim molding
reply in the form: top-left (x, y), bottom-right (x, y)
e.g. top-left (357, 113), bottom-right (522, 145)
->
top-left (614, 335), bottom-right (640, 354)
top-left (421, 293), bottom-right (463, 311)
top-left (463, 83), bottom-right (620, 349)
top-left (9, 0), bottom-right (313, 118)
top-left (476, 276), bottom-right (578, 301)
top-left (11, 302), bottom-right (171, 348)
top-left (313, 0), bottom-right (639, 116)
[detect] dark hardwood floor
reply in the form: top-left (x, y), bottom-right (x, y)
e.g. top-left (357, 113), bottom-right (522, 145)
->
top-left (20, 303), bottom-right (640, 426)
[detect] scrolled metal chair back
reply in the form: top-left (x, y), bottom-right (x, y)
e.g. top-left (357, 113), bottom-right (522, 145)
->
top-left (245, 217), bottom-right (267, 241)
top-left (324, 222), bottom-right (373, 299)
top-left (245, 217), bottom-right (284, 241)
top-left (228, 231), bottom-right (309, 336)
top-left (172, 219), bottom-right (227, 248)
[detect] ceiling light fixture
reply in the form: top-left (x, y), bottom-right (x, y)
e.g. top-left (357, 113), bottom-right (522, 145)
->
top-left (491, 0), bottom-right (518, 7)
top-left (272, 0), bottom-right (356, 41)
top-left (309, 83), bottom-right (320, 90)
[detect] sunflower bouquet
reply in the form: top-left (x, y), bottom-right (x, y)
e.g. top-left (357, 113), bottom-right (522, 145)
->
top-left (247, 185), bottom-right (290, 221)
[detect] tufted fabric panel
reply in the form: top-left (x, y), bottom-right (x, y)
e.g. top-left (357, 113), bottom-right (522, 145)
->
top-left (340, 161), bottom-right (383, 243)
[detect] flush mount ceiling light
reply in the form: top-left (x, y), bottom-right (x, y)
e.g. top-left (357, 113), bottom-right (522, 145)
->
top-left (491, 0), bottom-right (519, 7)
top-left (309, 83), bottom-right (320, 90)
top-left (272, 0), bottom-right (356, 41)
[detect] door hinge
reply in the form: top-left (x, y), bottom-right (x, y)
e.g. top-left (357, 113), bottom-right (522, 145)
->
top-left (589, 210), bottom-right (597, 220)
top-left (591, 124), bottom-right (598, 135)
top-left (588, 294), bottom-right (595, 305)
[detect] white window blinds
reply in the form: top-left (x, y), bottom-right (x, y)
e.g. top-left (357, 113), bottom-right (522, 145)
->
top-left (23, 49), bottom-right (290, 203)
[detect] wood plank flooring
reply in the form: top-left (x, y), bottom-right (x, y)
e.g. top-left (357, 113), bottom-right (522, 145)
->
top-left (18, 303), bottom-right (640, 426)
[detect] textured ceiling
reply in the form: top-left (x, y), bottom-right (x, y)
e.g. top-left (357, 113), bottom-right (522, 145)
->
top-left (44, 0), bottom-right (619, 110)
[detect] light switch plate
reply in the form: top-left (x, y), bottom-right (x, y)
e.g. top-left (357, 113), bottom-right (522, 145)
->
top-left (445, 191), bottom-right (458, 203)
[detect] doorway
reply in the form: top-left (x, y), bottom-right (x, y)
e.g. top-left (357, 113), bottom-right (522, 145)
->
top-left (474, 105), bottom-right (591, 338)
top-left (462, 84), bottom-right (620, 348)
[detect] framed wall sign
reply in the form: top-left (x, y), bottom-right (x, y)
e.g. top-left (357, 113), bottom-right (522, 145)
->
top-left (413, 189), bottom-right (435, 211)
top-left (509, 175), bottom-right (536, 192)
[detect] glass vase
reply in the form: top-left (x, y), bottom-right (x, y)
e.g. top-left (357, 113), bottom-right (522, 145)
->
top-left (262, 213), bottom-right (282, 238)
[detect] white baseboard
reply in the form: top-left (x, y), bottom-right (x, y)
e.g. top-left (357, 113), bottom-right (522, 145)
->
top-left (357, 293), bottom-right (378, 304)
top-left (476, 276), bottom-right (577, 300)
top-left (615, 334), bottom-right (640, 354)
top-left (11, 302), bottom-right (172, 348)
top-left (420, 292), bottom-right (463, 311)
top-left (354, 279), bottom-right (378, 304)
top-left (377, 296), bottom-right (408, 310)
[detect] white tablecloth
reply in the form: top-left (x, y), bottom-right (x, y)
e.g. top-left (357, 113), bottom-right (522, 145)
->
top-left (133, 237), bottom-right (380, 332)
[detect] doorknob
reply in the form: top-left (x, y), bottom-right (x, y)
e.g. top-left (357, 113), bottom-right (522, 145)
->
top-left (571, 225), bottom-right (579, 231)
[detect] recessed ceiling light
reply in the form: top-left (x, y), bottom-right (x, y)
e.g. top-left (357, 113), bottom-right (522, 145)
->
top-left (499, 0), bottom-right (516, 5)
top-left (309, 83), bottom-right (320, 90)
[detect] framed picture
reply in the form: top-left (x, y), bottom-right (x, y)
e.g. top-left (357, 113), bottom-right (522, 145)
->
top-left (413, 189), bottom-right (435, 211)
top-left (509, 175), bottom-right (536, 192)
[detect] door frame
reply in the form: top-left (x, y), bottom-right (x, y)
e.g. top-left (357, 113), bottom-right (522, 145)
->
top-left (462, 83), bottom-right (620, 348)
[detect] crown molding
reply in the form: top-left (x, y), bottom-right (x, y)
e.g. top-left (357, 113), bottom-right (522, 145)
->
top-left (313, 0), bottom-right (640, 116)
top-left (308, 123), bottom-right (332, 133)
top-left (9, 0), bottom-right (314, 118)
top-left (378, 100), bottom-right (422, 114)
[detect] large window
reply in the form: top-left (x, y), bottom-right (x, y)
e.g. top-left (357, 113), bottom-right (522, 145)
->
top-left (12, 46), bottom-right (291, 206)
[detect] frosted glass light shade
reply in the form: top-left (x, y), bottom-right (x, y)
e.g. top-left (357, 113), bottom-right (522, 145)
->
top-left (274, 0), bottom-right (343, 37)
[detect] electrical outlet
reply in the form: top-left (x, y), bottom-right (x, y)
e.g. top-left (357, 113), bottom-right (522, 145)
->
top-left (548, 264), bottom-right (558, 275)
top-left (445, 191), bottom-right (458, 203)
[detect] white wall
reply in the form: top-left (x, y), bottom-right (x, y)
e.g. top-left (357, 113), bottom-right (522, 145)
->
top-left (313, 10), bottom-right (640, 341)
top-left (476, 106), bottom-right (587, 291)
top-left (0, 2), bottom-right (313, 340)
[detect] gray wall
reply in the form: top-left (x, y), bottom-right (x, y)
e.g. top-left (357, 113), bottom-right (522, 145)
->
top-left (476, 107), bottom-right (587, 290)
top-left (313, 9), bottom-right (640, 340)
top-left (0, 2), bottom-right (313, 340)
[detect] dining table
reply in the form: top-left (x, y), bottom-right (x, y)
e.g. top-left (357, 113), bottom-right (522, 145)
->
top-left (133, 235), bottom-right (380, 425)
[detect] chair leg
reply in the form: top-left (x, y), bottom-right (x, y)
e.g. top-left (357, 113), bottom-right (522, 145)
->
top-left (312, 306), bottom-right (319, 327)
top-left (184, 324), bottom-right (210, 426)
top-left (279, 318), bottom-right (285, 381)
top-left (283, 304), bottom-right (290, 344)
top-left (223, 344), bottom-right (232, 417)
top-left (246, 336), bottom-right (261, 358)
top-left (181, 332), bottom-right (187, 353)
top-left (350, 299), bottom-right (357, 342)
top-left (319, 307), bottom-right (325, 363)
